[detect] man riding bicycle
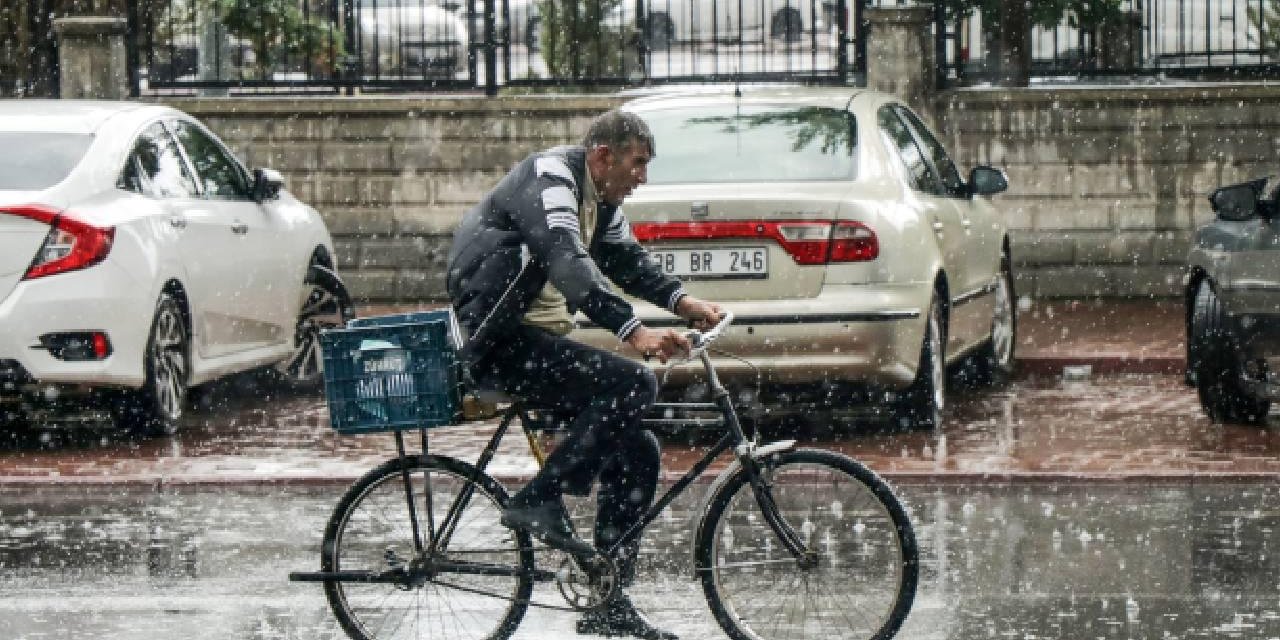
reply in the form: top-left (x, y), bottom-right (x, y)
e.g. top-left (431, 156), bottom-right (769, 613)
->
top-left (446, 108), bottom-right (722, 639)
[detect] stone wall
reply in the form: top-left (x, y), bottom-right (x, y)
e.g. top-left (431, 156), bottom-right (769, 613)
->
top-left (936, 85), bottom-right (1280, 299)
top-left (160, 85), bottom-right (1280, 305)
top-left (161, 95), bottom-right (621, 305)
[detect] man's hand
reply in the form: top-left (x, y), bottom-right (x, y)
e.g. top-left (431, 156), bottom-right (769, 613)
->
top-left (626, 326), bottom-right (690, 363)
top-left (675, 296), bottom-right (725, 331)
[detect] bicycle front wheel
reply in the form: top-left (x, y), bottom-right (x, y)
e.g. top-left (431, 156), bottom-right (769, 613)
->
top-left (695, 448), bottom-right (918, 640)
top-left (322, 454), bottom-right (534, 640)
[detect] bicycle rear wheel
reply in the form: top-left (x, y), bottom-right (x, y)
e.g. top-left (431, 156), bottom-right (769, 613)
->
top-left (322, 454), bottom-right (534, 640)
top-left (695, 448), bottom-right (917, 640)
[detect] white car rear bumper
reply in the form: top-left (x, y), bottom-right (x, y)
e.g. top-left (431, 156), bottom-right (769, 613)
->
top-left (0, 261), bottom-right (154, 390)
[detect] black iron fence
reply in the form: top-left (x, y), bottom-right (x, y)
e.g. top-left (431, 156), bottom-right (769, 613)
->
top-left (8, 0), bottom-right (1279, 96)
top-left (126, 0), bottom-right (867, 95)
top-left (937, 0), bottom-right (1280, 85)
top-left (3, 0), bottom-right (106, 97)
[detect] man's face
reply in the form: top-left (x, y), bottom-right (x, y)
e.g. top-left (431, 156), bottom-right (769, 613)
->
top-left (597, 140), bottom-right (651, 206)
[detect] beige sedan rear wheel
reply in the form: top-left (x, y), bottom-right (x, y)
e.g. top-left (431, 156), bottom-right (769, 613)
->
top-left (894, 296), bottom-right (945, 429)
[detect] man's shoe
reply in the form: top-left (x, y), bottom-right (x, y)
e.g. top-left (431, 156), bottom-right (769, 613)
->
top-left (500, 499), bottom-right (596, 559)
top-left (576, 592), bottom-right (678, 639)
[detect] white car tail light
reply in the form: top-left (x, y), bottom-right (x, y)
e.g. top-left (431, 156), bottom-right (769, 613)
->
top-left (3, 204), bottom-right (115, 280)
top-left (827, 221), bottom-right (879, 262)
top-left (632, 220), bottom-right (878, 265)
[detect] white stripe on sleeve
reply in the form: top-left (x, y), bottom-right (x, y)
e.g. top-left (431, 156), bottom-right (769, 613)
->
top-left (535, 156), bottom-right (576, 185)
top-left (617, 316), bottom-right (641, 340)
top-left (602, 210), bottom-right (633, 243)
top-left (546, 212), bottom-right (581, 234)
top-left (541, 185), bottom-right (577, 214)
top-left (667, 287), bottom-right (688, 312)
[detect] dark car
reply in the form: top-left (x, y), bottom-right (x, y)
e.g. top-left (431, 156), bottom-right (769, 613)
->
top-left (1185, 176), bottom-right (1280, 423)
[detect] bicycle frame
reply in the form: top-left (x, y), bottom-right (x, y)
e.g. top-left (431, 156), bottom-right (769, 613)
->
top-left (449, 343), bottom-right (815, 570)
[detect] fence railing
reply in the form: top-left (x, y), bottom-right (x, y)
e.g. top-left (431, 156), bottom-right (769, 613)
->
top-left (125, 0), bottom-right (866, 95)
top-left (9, 0), bottom-right (1279, 96)
top-left (937, 0), bottom-right (1280, 85)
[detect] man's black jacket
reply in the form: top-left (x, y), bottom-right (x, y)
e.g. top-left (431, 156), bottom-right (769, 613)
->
top-left (446, 145), bottom-right (686, 363)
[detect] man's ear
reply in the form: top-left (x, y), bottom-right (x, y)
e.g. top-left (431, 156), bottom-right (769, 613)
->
top-left (587, 144), bottom-right (612, 165)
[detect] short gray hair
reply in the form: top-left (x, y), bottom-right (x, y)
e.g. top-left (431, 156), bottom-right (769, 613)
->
top-left (583, 108), bottom-right (656, 157)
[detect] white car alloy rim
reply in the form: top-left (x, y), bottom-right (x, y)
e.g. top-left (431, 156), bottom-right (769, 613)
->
top-left (280, 279), bottom-right (348, 382)
top-left (929, 306), bottom-right (945, 416)
top-left (151, 305), bottom-right (187, 420)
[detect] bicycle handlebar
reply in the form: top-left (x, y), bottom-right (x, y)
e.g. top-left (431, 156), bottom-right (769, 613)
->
top-left (687, 310), bottom-right (735, 356)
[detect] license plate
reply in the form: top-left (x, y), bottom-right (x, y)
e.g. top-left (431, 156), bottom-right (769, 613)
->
top-left (648, 247), bottom-right (768, 279)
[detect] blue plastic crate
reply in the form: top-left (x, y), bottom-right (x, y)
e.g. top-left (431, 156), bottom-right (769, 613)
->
top-left (347, 309), bottom-right (462, 349)
top-left (320, 315), bottom-right (462, 434)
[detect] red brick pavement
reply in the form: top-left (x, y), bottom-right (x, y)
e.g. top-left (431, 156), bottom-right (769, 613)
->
top-left (1014, 298), bottom-right (1183, 375)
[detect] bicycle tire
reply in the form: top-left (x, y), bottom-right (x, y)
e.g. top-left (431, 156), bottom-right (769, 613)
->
top-left (695, 448), bottom-right (918, 640)
top-left (322, 454), bottom-right (535, 640)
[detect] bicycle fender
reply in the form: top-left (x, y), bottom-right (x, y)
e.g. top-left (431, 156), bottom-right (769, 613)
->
top-left (691, 439), bottom-right (799, 559)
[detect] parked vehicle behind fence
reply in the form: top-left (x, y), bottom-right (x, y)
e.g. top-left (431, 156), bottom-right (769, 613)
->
top-left (358, 0), bottom-right (470, 77)
top-left (627, 0), bottom-right (829, 49)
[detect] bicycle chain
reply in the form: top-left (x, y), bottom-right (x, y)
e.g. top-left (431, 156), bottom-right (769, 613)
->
top-left (424, 549), bottom-right (617, 614)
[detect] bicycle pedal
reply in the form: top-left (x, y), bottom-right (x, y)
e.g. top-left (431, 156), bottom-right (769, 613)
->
top-left (383, 547), bottom-right (405, 568)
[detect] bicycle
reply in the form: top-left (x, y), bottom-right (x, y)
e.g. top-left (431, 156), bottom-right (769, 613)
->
top-left (291, 311), bottom-right (919, 640)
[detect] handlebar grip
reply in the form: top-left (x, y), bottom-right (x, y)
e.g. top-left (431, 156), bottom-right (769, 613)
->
top-left (689, 311), bottom-right (735, 352)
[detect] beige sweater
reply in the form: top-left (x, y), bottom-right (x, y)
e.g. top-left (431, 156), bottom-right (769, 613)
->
top-left (521, 172), bottom-right (599, 335)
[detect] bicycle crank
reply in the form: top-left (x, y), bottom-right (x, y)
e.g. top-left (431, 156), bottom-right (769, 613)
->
top-left (555, 553), bottom-right (619, 611)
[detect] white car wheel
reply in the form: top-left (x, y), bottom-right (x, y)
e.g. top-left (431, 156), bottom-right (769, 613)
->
top-left (894, 296), bottom-right (945, 429)
top-left (115, 293), bottom-right (188, 436)
top-left (969, 254), bottom-right (1016, 386)
top-left (274, 265), bottom-right (354, 388)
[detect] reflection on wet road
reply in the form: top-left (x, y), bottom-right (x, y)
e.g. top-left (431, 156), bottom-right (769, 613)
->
top-left (3, 482), bottom-right (1280, 639)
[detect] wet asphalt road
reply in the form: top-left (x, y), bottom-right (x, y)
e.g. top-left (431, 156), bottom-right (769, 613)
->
top-left (3, 372), bottom-right (1280, 639)
top-left (4, 480), bottom-right (1280, 639)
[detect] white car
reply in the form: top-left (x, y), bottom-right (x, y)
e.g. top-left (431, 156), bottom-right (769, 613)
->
top-left (633, 0), bottom-right (823, 49)
top-left (0, 100), bottom-right (352, 435)
top-left (358, 0), bottom-right (470, 77)
top-left (445, 0), bottom-right (540, 50)
top-left (574, 87), bottom-right (1013, 428)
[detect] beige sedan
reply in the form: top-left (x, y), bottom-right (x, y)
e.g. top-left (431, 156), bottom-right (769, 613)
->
top-left (574, 87), bottom-right (1014, 428)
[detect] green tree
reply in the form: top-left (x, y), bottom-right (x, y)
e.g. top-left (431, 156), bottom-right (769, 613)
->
top-left (1249, 0), bottom-right (1280, 60)
top-left (537, 0), bottom-right (637, 80)
top-left (944, 0), bottom-right (1131, 85)
top-left (214, 0), bottom-right (344, 78)
top-left (943, 0), bottom-right (1127, 32)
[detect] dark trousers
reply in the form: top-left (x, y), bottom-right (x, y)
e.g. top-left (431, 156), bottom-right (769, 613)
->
top-left (472, 324), bottom-right (662, 560)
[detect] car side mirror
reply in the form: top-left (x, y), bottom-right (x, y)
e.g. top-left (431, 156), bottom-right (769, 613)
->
top-left (252, 167), bottom-right (284, 203)
top-left (967, 166), bottom-right (1008, 197)
top-left (1208, 178), bottom-right (1274, 222)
